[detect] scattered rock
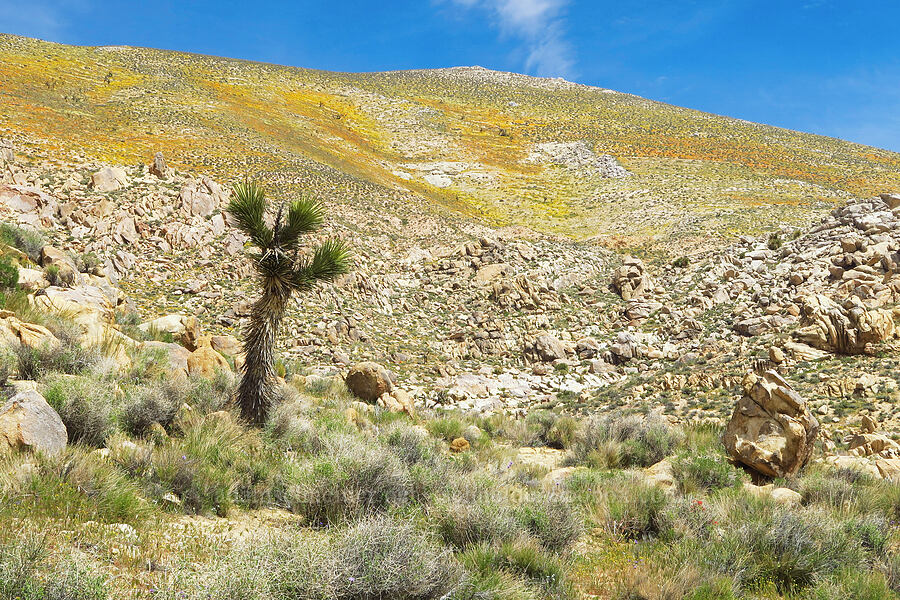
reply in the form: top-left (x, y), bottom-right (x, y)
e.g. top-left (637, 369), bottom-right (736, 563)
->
top-left (611, 257), bottom-right (653, 300)
top-left (149, 152), bottom-right (168, 178)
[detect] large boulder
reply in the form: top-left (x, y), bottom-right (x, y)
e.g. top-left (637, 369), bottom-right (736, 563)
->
top-left (724, 370), bottom-right (819, 478)
top-left (0, 390), bottom-right (67, 456)
top-left (345, 362), bottom-right (393, 402)
top-left (794, 294), bottom-right (895, 354)
top-left (0, 314), bottom-right (60, 350)
top-left (90, 166), bottom-right (128, 192)
top-left (524, 334), bottom-right (567, 363)
top-left (611, 256), bottom-right (653, 300)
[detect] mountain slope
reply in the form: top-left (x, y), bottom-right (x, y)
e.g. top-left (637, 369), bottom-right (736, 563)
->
top-left (1, 33), bottom-right (899, 250)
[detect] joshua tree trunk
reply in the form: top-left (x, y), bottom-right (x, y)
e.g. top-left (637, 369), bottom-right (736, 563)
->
top-left (238, 285), bottom-right (290, 425)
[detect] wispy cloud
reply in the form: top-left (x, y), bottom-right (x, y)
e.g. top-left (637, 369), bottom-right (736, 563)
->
top-left (444, 0), bottom-right (575, 78)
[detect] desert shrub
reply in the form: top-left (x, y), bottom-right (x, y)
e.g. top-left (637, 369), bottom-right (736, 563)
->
top-left (14, 339), bottom-right (97, 380)
top-left (76, 252), bottom-right (102, 274)
top-left (672, 256), bottom-right (690, 268)
top-left (546, 416), bottom-right (578, 450)
top-left (44, 375), bottom-right (117, 447)
top-left (434, 493), bottom-right (521, 549)
top-left (3, 449), bottom-right (149, 524)
top-left (428, 415), bottom-right (466, 441)
top-left (289, 433), bottom-right (412, 524)
top-left (604, 478), bottom-right (672, 540)
top-left (516, 493), bottom-right (582, 552)
top-left (193, 515), bottom-right (462, 600)
top-left (0, 348), bottom-right (15, 386)
top-left (459, 538), bottom-right (570, 598)
top-left (0, 537), bottom-right (108, 600)
top-left (265, 401), bottom-right (324, 454)
top-left (0, 256), bottom-right (17, 291)
top-left (383, 423), bottom-right (439, 466)
top-left (672, 452), bottom-right (743, 495)
top-left (806, 570), bottom-right (895, 600)
top-left (44, 264), bottom-right (61, 286)
top-left (705, 508), bottom-right (871, 594)
top-left (121, 384), bottom-right (179, 436)
top-left (568, 412), bottom-right (681, 468)
top-left (0, 223), bottom-right (43, 262)
top-left (147, 413), bottom-right (282, 515)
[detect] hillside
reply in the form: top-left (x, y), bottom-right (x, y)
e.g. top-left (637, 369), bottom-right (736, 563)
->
top-left (2, 33), bottom-right (900, 599)
top-left (2, 34), bottom-right (900, 250)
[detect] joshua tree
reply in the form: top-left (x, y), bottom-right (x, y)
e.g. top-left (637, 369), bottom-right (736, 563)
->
top-left (227, 180), bottom-right (351, 425)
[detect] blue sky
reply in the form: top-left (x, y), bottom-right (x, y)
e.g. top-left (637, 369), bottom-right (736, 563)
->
top-left (2, 0), bottom-right (899, 152)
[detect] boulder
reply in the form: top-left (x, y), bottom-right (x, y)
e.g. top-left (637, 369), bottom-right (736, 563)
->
top-left (149, 152), bottom-right (168, 178)
top-left (139, 314), bottom-right (201, 351)
top-left (0, 391), bottom-right (67, 456)
top-left (186, 345), bottom-right (230, 379)
top-left (0, 315), bottom-right (60, 350)
top-left (90, 166), bottom-right (128, 192)
top-left (143, 341), bottom-right (190, 377)
top-left (723, 370), bottom-right (819, 478)
top-left (524, 334), bottom-right (567, 363)
top-left (794, 294), bottom-right (894, 354)
top-left (643, 458), bottom-right (676, 491)
top-left (611, 256), bottom-right (653, 300)
top-left (179, 178), bottom-right (228, 217)
top-left (376, 389), bottom-right (416, 417)
top-left (345, 362), bottom-right (393, 402)
top-left (0, 185), bottom-right (59, 226)
top-left (32, 285), bottom-right (115, 346)
top-left (449, 437), bottom-right (470, 453)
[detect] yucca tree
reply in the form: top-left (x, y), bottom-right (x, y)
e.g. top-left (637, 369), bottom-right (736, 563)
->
top-left (227, 180), bottom-right (351, 425)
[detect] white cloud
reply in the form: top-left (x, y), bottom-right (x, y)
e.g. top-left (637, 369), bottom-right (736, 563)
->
top-left (446, 0), bottom-right (575, 78)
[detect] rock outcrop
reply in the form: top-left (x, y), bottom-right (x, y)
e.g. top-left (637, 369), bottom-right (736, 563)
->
top-left (794, 294), bottom-right (895, 354)
top-left (611, 257), bottom-right (653, 300)
top-left (724, 370), bottom-right (819, 478)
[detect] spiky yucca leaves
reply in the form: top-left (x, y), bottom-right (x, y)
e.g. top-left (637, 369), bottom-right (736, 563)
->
top-left (228, 181), bottom-right (351, 425)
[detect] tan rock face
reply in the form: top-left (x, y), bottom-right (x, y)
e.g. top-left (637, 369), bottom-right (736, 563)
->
top-left (794, 294), bottom-right (895, 354)
top-left (611, 256), bottom-right (653, 300)
top-left (139, 314), bottom-right (201, 351)
top-left (187, 346), bottom-right (230, 379)
top-left (90, 166), bottom-right (128, 192)
top-left (724, 370), bottom-right (819, 478)
top-left (0, 390), bottom-right (67, 456)
top-left (345, 362), bottom-right (393, 402)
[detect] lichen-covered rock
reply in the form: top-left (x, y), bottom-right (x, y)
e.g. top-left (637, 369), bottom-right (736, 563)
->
top-left (794, 294), bottom-right (895, 354)
top-left (0, 390), bottom-right (67, 456)
top-left (345, 362), bottom-right (393, 402)
top-left (724, 370), bottom-right (819, 478)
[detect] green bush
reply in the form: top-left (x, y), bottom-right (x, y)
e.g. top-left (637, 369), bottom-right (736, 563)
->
top-left (459, 538), bottom-right (571, 598)
top-left (434, 494), bottom-right (521, 549)
top-left (516, 493), bottom-right (582, 552)
top-left (289, 433), bottom-right (412, 524)
top-left (428, 416), bottom-right (466, 441)
top-left (672, 452), bottom-right (744, 494)
top-left (568, 412), bottom-right (681, 468)
top-left (14, 339), bottom-right (97, 380)
top-left (44, 375), bottom-right (117, 447)
top-left (0, 537), bottom-right (108, 600)
top-left (604, 478), bottom-right (672, 540)
top-left (0, 223), bottom-right (43, 262)
top-left (0, 256), bottom-right (18, 291)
